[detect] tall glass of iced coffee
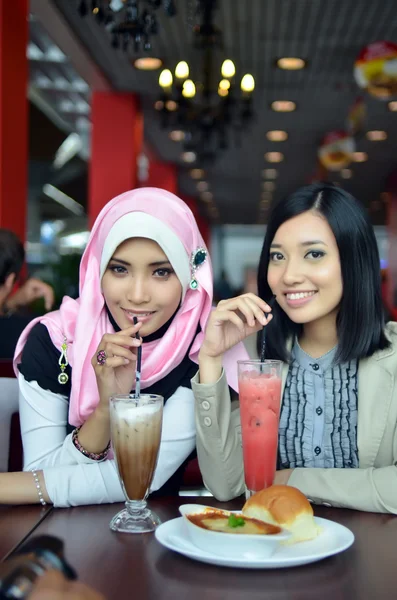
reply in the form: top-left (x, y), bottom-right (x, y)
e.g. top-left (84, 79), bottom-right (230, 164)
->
top-left (109, 393), bottom-right (164, 534)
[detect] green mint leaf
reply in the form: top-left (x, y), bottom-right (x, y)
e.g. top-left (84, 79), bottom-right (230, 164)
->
top-left (228, 514), bottom-right (246, 528)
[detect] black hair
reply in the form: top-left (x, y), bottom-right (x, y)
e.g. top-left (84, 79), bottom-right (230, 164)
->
top-left (0, 229), bottom-right (25, 286)
top-left (257, 182), bottom-right (389, 363)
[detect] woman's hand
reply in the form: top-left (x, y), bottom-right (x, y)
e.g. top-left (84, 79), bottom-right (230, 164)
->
top-left (92, 322), bottom-right (142, 411)
top-left (200, 293), bottom-right (273, 360)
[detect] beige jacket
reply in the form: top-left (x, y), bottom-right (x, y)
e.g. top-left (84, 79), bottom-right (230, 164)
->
top-left (192, 323), bottom-right (397, 513)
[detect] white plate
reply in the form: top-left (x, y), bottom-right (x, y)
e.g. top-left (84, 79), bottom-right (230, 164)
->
top-left (155, 516), bottom-right (354, 569)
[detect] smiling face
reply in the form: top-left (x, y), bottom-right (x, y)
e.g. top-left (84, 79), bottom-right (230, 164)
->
top-left (101, 237), bottom-right (183, 336)
top-left (267, 211), bottom-right (343, 330)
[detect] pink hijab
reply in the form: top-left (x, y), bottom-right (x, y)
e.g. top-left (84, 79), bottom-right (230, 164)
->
top-left (14, 188), bottom-right (248, 426)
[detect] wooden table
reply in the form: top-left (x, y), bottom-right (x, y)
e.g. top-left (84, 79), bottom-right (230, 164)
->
top-left (19, 496), bottom-right (397, 600)
top-left (0, 504), bottom-right (52, 561)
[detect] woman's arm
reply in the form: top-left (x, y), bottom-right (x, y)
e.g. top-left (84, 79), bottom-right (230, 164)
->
top-left (286, 465), bottom-right (397, 514)
top-left (19, 375), bottom-right (108, 469)
top-left (10, 385), bottom-right (196, 507)
top-left (0, 470), bottom-right (50, 505)
top-left (150, 386), bottom-right (196, 492)
top-left (192, 370), bottom-right (245, 500)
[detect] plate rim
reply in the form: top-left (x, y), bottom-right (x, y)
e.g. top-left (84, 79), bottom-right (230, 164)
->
top-left (155, 515), bottom-right (355, 569)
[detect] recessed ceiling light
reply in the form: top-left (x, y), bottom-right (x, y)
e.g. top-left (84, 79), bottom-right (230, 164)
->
top-left (181, 151), bottom-right (196, 163)
top-left (133, 57), bottom-right (163, 70)
top-left (352, 152), bottom-right (368, 162)
top-left (262, 169), bottom-right (278, 179)
top-left (197, 181), bottom-right (209, 192)
top-left (366, 130), bottom-right (387, 141)
top-left (154, 100), bottom-right (164, 111)
top-left (276, 57), bottom-right (306, 70)
top-left (266, 130), bottom-right (288, 142)
top-left (169, 130), bottom-right (185, 142)
top-left (201, 191), bottom-right (213, 202)
top-left (341, 169), bottom-right (352, 179)
top-left (271, 100), bottom-right (296, 112)
top-left (263, 181), bottom-right (275, 191)
top-left (166, 100), bottom-right (178, 112)
top-left (264, 152), bottom-right (284, 163)
top-left (389, 101), bottom-right (397, 112)
top-left (190, 168), bottom-right (205, 179)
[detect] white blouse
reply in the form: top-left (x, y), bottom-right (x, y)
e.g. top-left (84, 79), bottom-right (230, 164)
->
top-left (18, 374), bottom-right (196, 507)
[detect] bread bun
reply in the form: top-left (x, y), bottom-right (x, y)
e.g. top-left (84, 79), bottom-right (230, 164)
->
top-left (242, 485), bottom-right (319, 544)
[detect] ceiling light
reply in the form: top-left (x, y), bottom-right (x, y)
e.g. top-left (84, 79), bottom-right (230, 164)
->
top-left (266, 130), bottom-right (288, 142)
top-left (181, 151), bottom-right (196, 163)
top-left (182, 79), bottom-right (196, 98)
top-left (201, 191), bottom-right (213, 202)
top-left (154, 100), bottom-right (164, 111)
top-left (352, 152), bottom-right (368, 162)
top-left (53, 133), bottom-right (82, 169)
top-left (169, 130), bottom-right (185, 142)
top-left (165, 99), bottom-right (178, 111)
top-left (219, 79), bottom-right (230, 91)
top-left (197, 181), bottom-right (209, 192)
top-left (190, 168), bottom-right (205, 179)
top-left (218, 87), bottom-right (229, 97)
top-left (366, 130), bottom-right (387, 141)
top-left (264, 152), bottom-right (284, 163)
top-left (221, 59), bottom-right (235, 78)
top-left (240, 74), bottom-right (255, 93)
top-left (263, 181), bottom-right (275, 191)
top-left (341, 169), bottom-right (352, 179)
top-left (262, 169), bottom-right (278, 179)
top-left (276, 57), bottom-right (306, 70)
top-left (42, 184), bottom-right (84, 216)
top-left (134, 57), bottom-right (163, 70)
top-left (388, 101), bottom-right (397, 112)
top-left (271, 100), bottom-right (296, 112)
top-left (159, 69), bottom-right (173, 88)
top-left (175, 61), bottom-right (189, 79)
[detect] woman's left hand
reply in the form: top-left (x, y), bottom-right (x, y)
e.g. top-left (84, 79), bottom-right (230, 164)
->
top-left (273, 469), bottom-right (293, 485)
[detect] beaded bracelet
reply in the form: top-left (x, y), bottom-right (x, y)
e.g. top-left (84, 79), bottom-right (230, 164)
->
top-left (31, 469), bottom-right (47, 506)
top-left (72, 426), bottom-right (110, 461)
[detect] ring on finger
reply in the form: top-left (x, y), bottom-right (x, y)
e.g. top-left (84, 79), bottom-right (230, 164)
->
top-left (96, 350), bottom-right (107, 366)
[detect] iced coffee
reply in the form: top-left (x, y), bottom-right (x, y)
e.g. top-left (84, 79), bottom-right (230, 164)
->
top-left (109, 394), bottom-right (164, 533)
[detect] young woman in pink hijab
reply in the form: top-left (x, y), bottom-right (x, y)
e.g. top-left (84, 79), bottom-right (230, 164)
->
top-left (0, 188), bottom-right (247, 507)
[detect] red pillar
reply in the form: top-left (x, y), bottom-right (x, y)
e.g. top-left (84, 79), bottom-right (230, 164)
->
top-left (0, 0), bottom-right (28, 241)
top-left (145, 160), bottom-right (177, 195)
top-left (89, 92), bottom-right (143, 226)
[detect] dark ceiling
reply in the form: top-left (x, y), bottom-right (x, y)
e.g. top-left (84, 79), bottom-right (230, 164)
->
top-left (42, 0), bottom-right (397, 225)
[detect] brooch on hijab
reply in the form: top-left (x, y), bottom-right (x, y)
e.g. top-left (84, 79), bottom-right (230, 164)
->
top-left (58, 337), bottom-right (69, 385)
top-left (190, 247), bottom-right (207, 290)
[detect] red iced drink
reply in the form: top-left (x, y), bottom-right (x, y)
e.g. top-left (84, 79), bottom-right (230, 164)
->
top-left (238, 361), bottom-right (282, 496)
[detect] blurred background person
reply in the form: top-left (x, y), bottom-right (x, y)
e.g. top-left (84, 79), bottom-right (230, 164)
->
top-left (0, 229), bottom-right (54, 359)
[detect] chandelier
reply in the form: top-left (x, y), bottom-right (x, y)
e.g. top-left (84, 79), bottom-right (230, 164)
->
top-left (155, 0), bottom-right (255, 161)
top-left (77, 0), bottom-right (177, 53)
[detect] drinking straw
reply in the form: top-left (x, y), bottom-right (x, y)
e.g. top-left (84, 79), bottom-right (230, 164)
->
top-left (260, 295), bottom-right (277, 362)
top-left (133, 317), bottom-right (142, 398)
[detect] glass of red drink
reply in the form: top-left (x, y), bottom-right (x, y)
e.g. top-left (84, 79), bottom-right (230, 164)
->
top-left (237, 360), bottom-right (283, 499)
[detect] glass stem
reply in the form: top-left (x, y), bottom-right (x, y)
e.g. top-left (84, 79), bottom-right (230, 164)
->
top-left (125, 499), bottom-right (147, 518)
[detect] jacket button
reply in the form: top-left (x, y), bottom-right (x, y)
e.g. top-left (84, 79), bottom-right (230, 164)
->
top-left (203, 416), bottom-right (212, 427)
top-left (314, 446), bottom-right (321, 455)
top-left (201, 400), bottom-right (210, 410)
top-left (311, 363), bottom-right (319, 371)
